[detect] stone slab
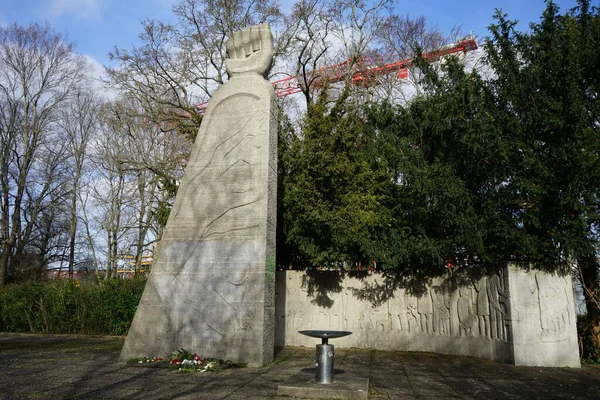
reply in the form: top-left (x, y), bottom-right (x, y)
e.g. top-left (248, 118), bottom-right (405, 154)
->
top-left (277, 370), bottom-right (369, 400)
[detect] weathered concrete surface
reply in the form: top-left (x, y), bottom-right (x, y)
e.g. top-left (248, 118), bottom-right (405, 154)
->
top-left (278, 369), bottom-right (369, 400)
top-left (120, 24), bottom-right (277, 367)
top-left (507, 264), bottom-right (581, 367)
top-left (276, 263), bottom-right (580, 367)
top-left (1, 333), bottom-right (599, 400)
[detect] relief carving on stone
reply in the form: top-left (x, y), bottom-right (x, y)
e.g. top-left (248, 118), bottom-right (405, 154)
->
top-left (282, 270), bottom-right (513, 343)
top-left (394, 272), bottom-right (510, 341)
top-left (391, 289), bottom-right (409, 331)
top-left (434, 288), bottom-right (451, 336)
top-left (417, 285), bottom-right (434, 335)
top-left (473, 272), bottom-right (510, 340)
top-left (535, 272), bottom-right (572, 338)
top-left (457, 286), bottom-right (477, 337)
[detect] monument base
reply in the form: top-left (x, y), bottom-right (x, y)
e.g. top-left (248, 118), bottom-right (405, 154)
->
top-left (278, 370), bottom-right (369, 400)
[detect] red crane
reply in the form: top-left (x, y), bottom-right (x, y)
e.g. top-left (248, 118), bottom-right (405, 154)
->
top-left (195, 38), bottom-right (478, 113)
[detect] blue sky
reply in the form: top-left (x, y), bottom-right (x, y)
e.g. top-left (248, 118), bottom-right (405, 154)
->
top-left (0, 0), bottom-right (583, 68)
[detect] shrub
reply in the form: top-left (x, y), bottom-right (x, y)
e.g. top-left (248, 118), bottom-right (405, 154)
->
top-left (578, 315), bottom-right (600, 364)
top-left (0, 277), bottom-right (146, 336)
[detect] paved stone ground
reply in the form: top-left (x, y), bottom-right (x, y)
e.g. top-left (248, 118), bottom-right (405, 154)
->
top-left (0, 333), bottom-right (599, 399)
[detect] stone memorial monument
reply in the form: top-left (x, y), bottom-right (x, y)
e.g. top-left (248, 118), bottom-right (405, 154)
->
top-left (120, 23), bottom-right (277, 367)
top-left (120, 23), bottom-right (581, 370)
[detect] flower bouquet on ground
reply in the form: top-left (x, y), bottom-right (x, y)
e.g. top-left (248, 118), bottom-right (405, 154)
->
top-left (168, 349), bottom-right (246, 373)
top-left (169, 349), bottom-right (213, 373)
top-left (132, 349), bottom-right (245, 373)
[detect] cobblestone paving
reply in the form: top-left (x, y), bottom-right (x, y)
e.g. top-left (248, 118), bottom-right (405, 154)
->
top-left (0, 333), bottom-right (598, 399)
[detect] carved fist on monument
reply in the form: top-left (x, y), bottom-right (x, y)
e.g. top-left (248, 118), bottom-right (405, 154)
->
top-left (226, 23), bottom-right (273, 78)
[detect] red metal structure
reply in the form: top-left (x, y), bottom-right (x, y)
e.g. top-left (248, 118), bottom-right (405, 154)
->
top-left (195, 38), bottom-right (478, 113)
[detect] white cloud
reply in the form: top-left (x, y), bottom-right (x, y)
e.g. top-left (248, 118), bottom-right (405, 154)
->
top-left (83, 54), bottom-right (117, 100)
top-left (40, 0), bottom-right (105, 21)
top-left (83, 53), bottom-right (105, 78)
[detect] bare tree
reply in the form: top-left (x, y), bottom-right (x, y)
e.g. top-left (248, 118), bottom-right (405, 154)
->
top-left (57, 90), bottom-right (100, 278)
top-left (277, 0), bottom-right (449, 108)
top-left (281, 0), bottom-right (335, 106)
top-left (78, 190), bottom-right (100, 277)
top-left (88, 103), bottom-right (136, 279)
top-left (378, 14), bottom-right (448, 60)
top-left (85, 96), bottom-right (189, 277)
top-left (12, 140), bottom-right (71, 281)
top-left (102, 98), bottom-right (171, 274)
top-left (0, 23), bottom-right (87, 284)
top-left (106, 0), bottom-right (283, 139)
top-left (331, 0), bottom-right (393, 60)
top-left (373, 15), bottom-right (473, 103)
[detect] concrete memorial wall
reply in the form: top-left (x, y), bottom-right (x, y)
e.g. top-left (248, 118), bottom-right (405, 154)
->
top-left (275, 264), bottom-right (580, 367)
top-left (120, 23), bottom-right (278, 367)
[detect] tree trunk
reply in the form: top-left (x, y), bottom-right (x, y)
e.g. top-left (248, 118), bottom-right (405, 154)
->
top-left (134, 173), bottom-right (147, 275)
top-left (79, 193), bottom-right (99, 279)
top-left (0, 144), bottom-right (12, 286)
top-left (68, 169), bottom-right (81, 279)
top-left (0, 241), bottom-right (10, 286)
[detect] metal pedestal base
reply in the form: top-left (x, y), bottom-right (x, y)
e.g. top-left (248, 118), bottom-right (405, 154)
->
top-left (298, 330), bottom-right (352, 385)
top-left (316, 344), bottom-right (334, 383)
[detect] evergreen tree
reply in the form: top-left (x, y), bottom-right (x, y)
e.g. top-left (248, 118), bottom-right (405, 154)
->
top-left (282, 88), bottom-right (393, 269)
top-left (485, 1), bottom-right (600, 357)
top-left (382, 0), bottom-right (600, 356)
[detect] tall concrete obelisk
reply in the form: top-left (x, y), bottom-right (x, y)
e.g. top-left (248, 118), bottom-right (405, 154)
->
top-left (120, 23), bottom-right (277, 367)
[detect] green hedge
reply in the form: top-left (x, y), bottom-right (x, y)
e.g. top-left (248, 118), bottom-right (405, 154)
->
top-left (578, 315), bottom-right (600, 364)
top-left (0, 277), bottom-right (146, 336)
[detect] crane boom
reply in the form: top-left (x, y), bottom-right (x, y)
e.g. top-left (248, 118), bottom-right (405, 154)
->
top-left (195, 38), bottom-right (478, 113)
